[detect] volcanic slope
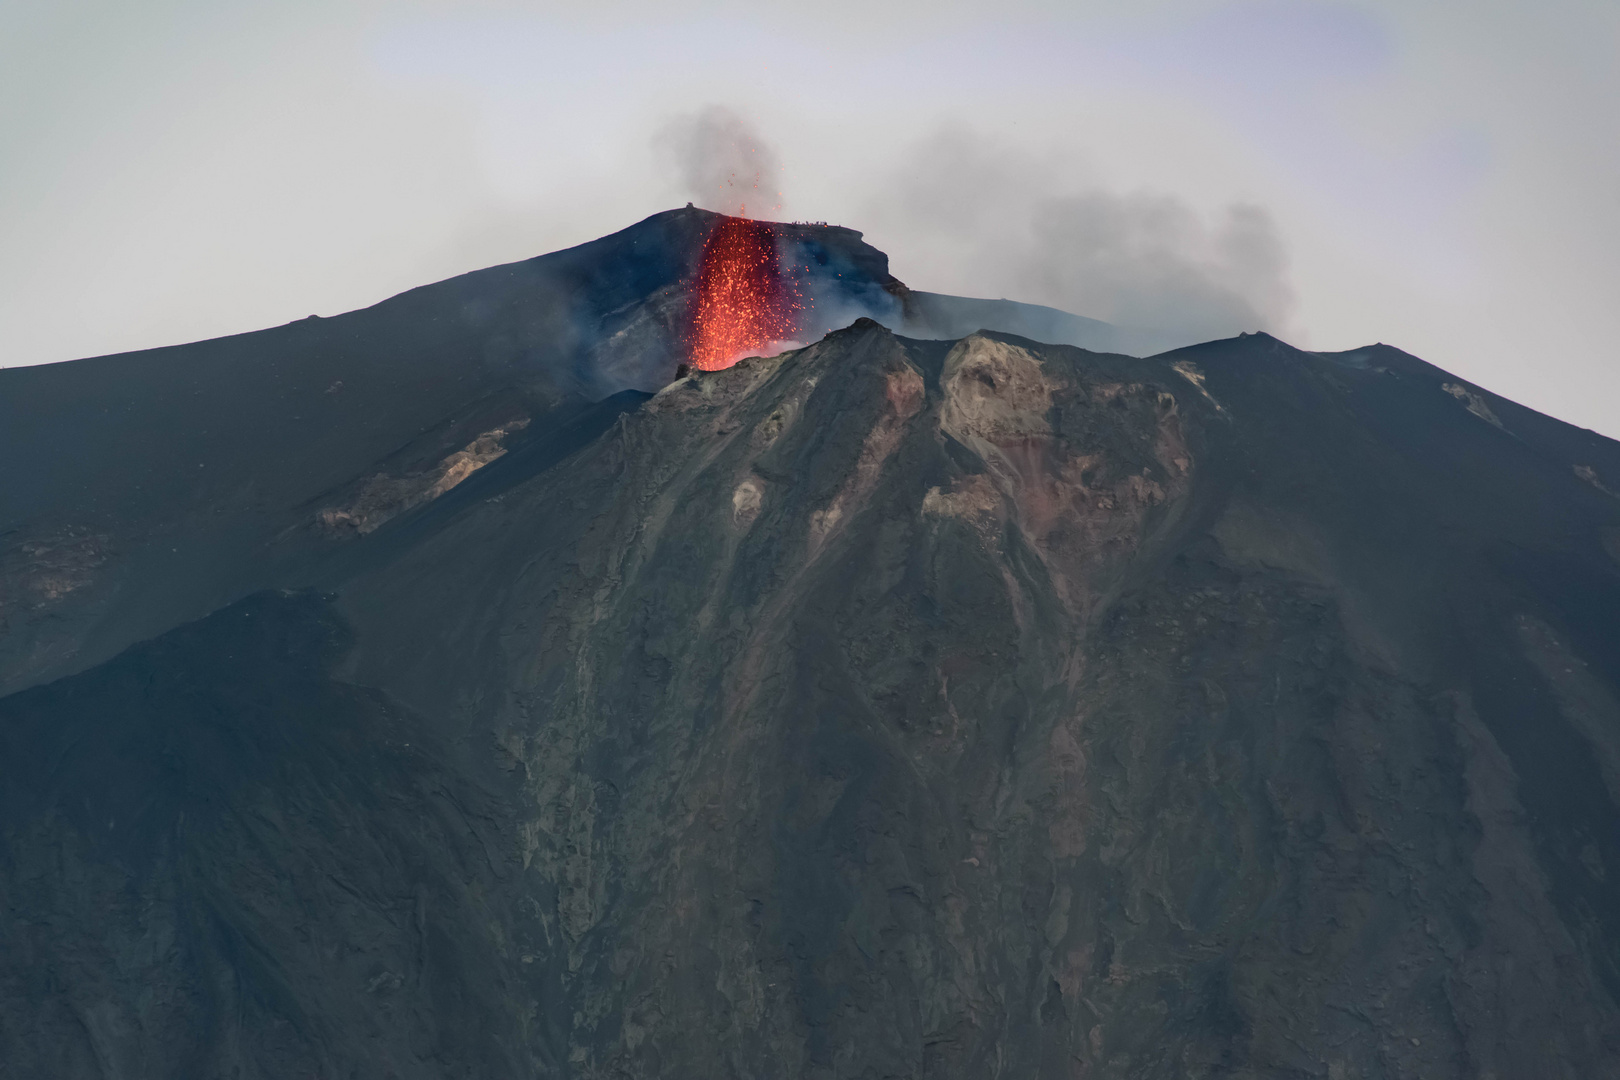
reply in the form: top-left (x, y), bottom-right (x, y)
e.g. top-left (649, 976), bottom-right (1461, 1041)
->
top-left (0, 206), bottom-right (1137, 701)
top-left (3, 222), bottom-right (1620, 1078)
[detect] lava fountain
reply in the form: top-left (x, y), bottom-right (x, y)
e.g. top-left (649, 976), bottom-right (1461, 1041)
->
top-left (688, 216), bottom-right (804, 371)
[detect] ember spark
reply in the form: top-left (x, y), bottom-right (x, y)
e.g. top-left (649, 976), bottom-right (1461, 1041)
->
top-left (688, 216), bottom-right (803, 372)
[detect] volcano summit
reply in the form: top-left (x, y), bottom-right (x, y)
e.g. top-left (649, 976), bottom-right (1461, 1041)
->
top-left (2, 208), bottom-right (1619, 1078)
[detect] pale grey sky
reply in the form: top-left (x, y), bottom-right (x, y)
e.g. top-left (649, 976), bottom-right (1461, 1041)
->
top-left (3, 1), bottom-right (1617, 435)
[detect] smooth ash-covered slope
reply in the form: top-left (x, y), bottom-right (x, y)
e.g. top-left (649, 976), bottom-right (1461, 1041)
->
top-left (3, 209), bottom-right (1620, 1078)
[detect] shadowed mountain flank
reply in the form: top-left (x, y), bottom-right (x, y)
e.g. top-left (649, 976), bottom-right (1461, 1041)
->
top-left (0, 207), bottom-right (1090, 699)
top-left (3, 215), bottom-right (1620, 1078)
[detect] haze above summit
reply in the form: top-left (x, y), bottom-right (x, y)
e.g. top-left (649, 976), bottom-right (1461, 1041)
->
top-left (3, 1), bottom-right (1617, 437)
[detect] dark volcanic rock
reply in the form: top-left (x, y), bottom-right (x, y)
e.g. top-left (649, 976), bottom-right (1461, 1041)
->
top-left (3, 217), bottom-right (1620, 1078)
top-left (0, 593), bottom-right (531, 1077)
top-left (0, 206), bottom-right (1088, 702)
top-left (0, 208), bottom-right (906, 697)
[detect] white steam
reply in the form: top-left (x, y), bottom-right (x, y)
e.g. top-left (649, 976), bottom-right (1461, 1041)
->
top-left (657, 106), bottom-right (783, 219)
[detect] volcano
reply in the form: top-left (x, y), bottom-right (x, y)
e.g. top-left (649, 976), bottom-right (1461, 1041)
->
top-left (2, 207), bottom-right (1619, 1078)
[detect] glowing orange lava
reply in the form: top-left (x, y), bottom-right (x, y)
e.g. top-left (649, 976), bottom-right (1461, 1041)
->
top-left (688, 216), bottom-right (803, 371)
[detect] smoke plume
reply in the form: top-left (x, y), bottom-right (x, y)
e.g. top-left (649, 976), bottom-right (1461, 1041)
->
top-left (658, 106), bottom-right (783, 219)
top-left (865, 128), bottom-right (1296, 347)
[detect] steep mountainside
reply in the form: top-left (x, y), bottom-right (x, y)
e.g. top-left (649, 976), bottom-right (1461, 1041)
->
top-left (0, 207), bottom-right (1131, 701)
top-left (3, 214), bottom-right (1620, 1078)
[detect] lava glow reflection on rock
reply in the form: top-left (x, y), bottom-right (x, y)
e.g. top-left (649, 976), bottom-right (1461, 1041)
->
top-left (688, 216), bottom-right (803, 371)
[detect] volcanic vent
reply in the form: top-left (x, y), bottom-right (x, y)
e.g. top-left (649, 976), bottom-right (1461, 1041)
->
top-left (687, 215), bottom-right (805, 371)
